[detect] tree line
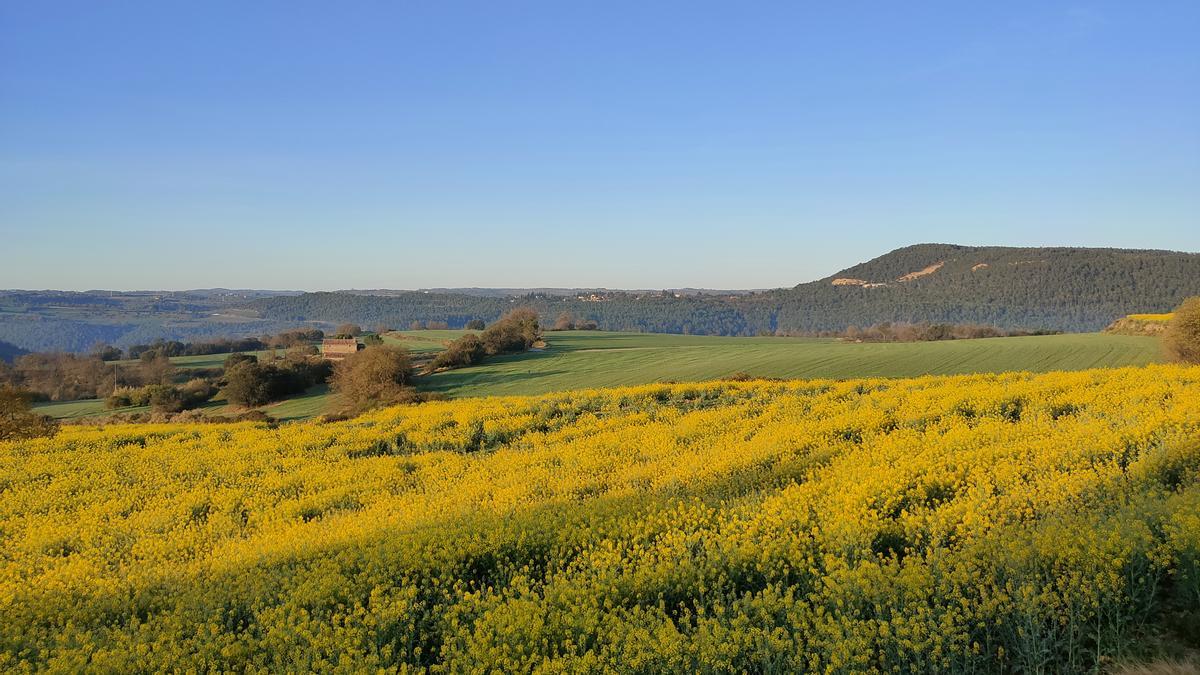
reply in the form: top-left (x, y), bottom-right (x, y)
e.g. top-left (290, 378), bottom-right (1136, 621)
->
top-left (0, 352), bottom-right (175, 402)
top-left (245, 245), bottom-right (1200, 335)
top-left (117, 328), bottom-right (327, 361)
top-left (430, 309), bottom-right (541, 371)
top-left (824, 322), bottom-right (1061, 342)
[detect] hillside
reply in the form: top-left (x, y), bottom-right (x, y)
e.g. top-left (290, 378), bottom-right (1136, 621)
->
top-left (0, 290), bottom-right (300, 353)
top-left (247, 244), bottom-right (1200, 334)
top-left (3, 366), bottom-right (1198, 671)
top-left (3, 244), bottom-right (1197, 353)
top-left (765, 244), bottom-right (1200, 332)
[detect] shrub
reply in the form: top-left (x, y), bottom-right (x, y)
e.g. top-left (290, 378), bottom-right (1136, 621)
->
top-left (231, 410), bottom-right (274, 423)
top-left (0, 388), bottom-right (58, 441)
top-left (129, 340), bottom-right (187, 360)
top-left (143, 380), bottom-right (217, 414)
top-left (549, 313), bottom-right (595, 331)
top-left (225, 353), bottom-right (258, 371)
top-left (465, 319), bottom-right (486, 330)
top-left (431, 334), bottom-right (487, 370)
top-left (223, 362), bottom-right (275, 407)
top-left (330, 346), bottom-right (414, 412)
top-left (108, 382), bottom-right (200, 410)
top-left (480, 308), bottom-right (541, 355)
top-left (223, 358), bottom-right (319, 409)
top-left (147, 385), bottom-right (187, 413)
top-left (1164, 297), bottom-right (1200, 364)
top-left (281, 349), bottom-right (332, 388)
top-left (179, 379), bottom-right (218, 407)
top-left (91, 344), bottom-right (123, 361)
top-left (107, 386), bottom-right (143, 409)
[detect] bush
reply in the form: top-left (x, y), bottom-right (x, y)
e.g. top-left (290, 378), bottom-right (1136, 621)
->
top-left (282, 349), bottom-right (332, 388)
top-left (431, 334), bottom-right (487, 370)
top-left (0, 388), bottom-right (58, 441)
top-left (223, 362), bottom-right (275, 407)
top-left (334, 324), bottom-right (362, 339)
top-left (107, 386), bottom-right (141, 409)
top-left (330, 346), bottom-right (414, 412)
top-left (480, 308), bottom-right (541, 355)
top-left (91, 344), bottom-right (123, 361)
top-left (129, 340), bottom-right (187, 360)
top-left (465, 319), bottom-right (486, 330)
top-left (179, 379), bottom-right (218, 406)
top-left (223, 357), bottom-right (321, 409)
top-left (147, 385), bottom-right (187, 413)
top-left (1164, 296), bottom-right (1200, 363)
top-left (113, 385), bottom-right (158, 408)
top-left (225, 353), bottom-right (259, 371)
top-left (232, 410), bottom-right (275, 423)
top-left (144, 379), bottom-right (217, 414)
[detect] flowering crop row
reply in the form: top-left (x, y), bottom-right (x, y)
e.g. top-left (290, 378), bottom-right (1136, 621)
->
top-left (1, 365), bottom-right (1198, 672)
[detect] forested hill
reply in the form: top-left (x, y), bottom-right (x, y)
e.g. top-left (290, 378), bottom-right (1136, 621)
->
top-left (3, 245), bottom-right (1193, 352)
top-left (248, 291), bottom-right (755, 336)
top-left (248, 244), bottom-right (1200, 334)
top-left (763, 244), bottom-right (1200, 332)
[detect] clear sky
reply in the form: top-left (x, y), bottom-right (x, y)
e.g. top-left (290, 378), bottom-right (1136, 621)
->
top-left (1, 1), bottom-right (1197, 291)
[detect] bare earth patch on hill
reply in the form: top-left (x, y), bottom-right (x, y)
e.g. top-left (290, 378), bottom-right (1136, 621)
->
top-left (897, 261), bottom-right (945, 281)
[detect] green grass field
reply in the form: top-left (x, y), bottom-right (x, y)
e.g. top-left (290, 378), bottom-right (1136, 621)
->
top-left (381, 329), bottom-right (474, 353)
top-left (33, 399), bottom-right (141, 419)
top-left (113, 349), bottom-right (283, 370)
top-left (242, 384), bottom-right (335, 421)
top-left (421, 331), bottom-right (1165, 398)
top-left (36, 331), bottom-right (1164, 420)
top-left (36, 385), bottom-right (335, 421)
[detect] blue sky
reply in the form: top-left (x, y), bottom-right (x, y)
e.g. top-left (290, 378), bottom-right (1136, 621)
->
top-left (1, 1), bottom-right (1197, 291)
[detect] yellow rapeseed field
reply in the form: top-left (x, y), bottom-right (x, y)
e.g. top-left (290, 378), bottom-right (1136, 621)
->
top-left (1126, 313), bottom-right (1175, 323)
top-left (1, 366), bottom-right (1198, 672)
